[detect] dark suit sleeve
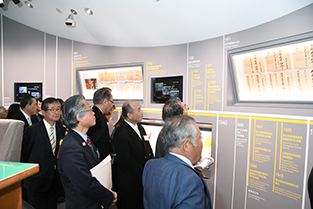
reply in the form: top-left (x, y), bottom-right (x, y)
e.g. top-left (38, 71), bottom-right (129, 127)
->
top-left (87, 107), bottom-right (112, 160)
top-left (155, 133), bottom-right (167, 158)
top-left (112, 125), bottom-right (144, 177)
top-left (21, 126), bottom-right (34, 162)
top-left (60, 138), bottom-right (114, 206)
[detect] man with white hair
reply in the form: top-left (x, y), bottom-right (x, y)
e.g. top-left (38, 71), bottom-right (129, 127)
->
top-left (142, 115), bottom-right (212, 209)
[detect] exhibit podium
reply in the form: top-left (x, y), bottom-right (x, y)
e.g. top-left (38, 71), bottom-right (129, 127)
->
top-left (0, 162), bottom-right (39, 209)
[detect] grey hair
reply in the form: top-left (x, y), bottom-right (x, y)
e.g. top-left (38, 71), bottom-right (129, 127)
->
top-left (93, 87), bottom-right (112, 105)
top-left (62, 95), bottom-right (87, 128)
top-left (161, 115), bottom-right (198, 152)
top-left (162, 97), bottom-right (183, 121)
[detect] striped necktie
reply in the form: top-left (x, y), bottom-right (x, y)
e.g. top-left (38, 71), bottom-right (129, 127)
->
top-left (50, 126), bottom-right (56, 155)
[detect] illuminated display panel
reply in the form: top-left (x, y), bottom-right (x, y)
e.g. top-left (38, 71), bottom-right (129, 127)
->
top-left (228, 33), bottom-right (313, 105)
top-left (77, 63), bottom-right (143, 101)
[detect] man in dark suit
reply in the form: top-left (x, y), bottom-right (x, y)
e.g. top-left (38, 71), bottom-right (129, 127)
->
top-left (143, 116), bottom-right (212, 209)
top-left (155, 97), bottom-right (188, 158)
top-left (87, 87), bottom-right (114, 160)
top-left (58, 95), bottom-right (117, 209)
top-left (112, 100), bottom-right (154, 209)
top-left (21, 97), bottom-right (66, 209)
top-left (12, 94), bottom-right (38, 132)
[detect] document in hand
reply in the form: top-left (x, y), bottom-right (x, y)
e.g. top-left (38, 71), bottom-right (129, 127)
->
top-left (90, 155), bottom-right (112, 189)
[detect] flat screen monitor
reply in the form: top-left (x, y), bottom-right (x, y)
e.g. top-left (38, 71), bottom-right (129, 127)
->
top-left (151, 76), bottom-right (183, 103)
top-left (14, 82), bottom-right (42, 102)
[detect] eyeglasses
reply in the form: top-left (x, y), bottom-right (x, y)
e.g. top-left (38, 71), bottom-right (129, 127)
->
top-left (46, 108), bottom-right (61, 113)
top-left (184, 104), bottom-right (189, 111)
top-left (82, 109), bottom-right (93, 113)
top-left (109, 99), bottom-right (115, 105)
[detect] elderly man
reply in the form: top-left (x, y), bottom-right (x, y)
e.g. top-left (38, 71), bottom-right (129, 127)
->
top-left (87, 87), bottom-right (114, 160)
top-left (112, 100), bottom-right (154, 209)
top-left (58, 95), bottom-right (117, 209)
top-left (12, 94), bottom-right (38, 131)
top-left (21, 97), bottom-right (66, 209)
top-left (142, 116), bottom-right (212, 209)
top-left (155, 97), bottom-right (189, 158)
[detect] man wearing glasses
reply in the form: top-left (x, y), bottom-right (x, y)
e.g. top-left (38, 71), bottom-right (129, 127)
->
top-left (21, 97), bottom-right (66, 209)
top-left (87, 87), bottom-right (114, 161)
top-left (58, 95), bottom-right (117, 209)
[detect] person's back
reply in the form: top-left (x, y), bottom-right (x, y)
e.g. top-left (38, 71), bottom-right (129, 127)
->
top-left (143, 154), bottom-right (211, 209)
top-left (143, 116), bottom-right (211, 209)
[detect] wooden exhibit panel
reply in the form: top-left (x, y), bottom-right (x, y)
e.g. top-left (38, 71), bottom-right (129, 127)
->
top-left (0, 162), bottom-right (39, 209)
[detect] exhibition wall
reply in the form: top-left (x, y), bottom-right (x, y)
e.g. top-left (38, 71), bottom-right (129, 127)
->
top-left (1, 3), bottom-right (313, 209)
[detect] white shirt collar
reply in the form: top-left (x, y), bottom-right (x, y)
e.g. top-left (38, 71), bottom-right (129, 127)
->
top-left (20, 109), bottom-right (31, 125)
top-left (72, 128), bottom-right (88, 142)
top-left (124, 119), bottom-right (142, 138)
top-left (169, 152), bottom-right (193, 168)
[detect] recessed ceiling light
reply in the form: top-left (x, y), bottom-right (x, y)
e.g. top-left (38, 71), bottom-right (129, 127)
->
top-left (24, 1), bottom-right (33, 8)
top-left (152, 0), bottom-right (160, 2)
top-left (84, 8), bottom-right (93, 15)
top-left (56, 8), bottom-right (62, 14)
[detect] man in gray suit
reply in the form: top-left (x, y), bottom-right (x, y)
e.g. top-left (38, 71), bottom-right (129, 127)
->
top-left (142, 115), bottom-right (212, 209)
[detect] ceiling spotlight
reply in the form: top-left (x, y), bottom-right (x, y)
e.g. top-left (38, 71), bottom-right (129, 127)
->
top-left (84, 8), bottom-right (93, 15)
top-left (12, 0), bottom-right (20, 5)
top-left (0, 0), bottom-right (4, 8)
top-left (65, 9), bottom-right (77, 28)
top-left (24, 1), bottom-right (33, 8)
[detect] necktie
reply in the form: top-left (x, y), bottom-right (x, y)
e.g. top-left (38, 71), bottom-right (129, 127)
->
top-left (27, 117), bottom-right (32, 126)
top-left (87, 137), bottom-right (92, 147)
top-left (50, 126), bottom-right (56, 155)
top-left (135, 126), bottom-right (142, 140)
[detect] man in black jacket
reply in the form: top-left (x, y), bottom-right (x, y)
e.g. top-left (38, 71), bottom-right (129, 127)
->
top-left (87, 87), bottom-right (114, 160)
top-left (58, 95), bottom-right (117, 209)
top-left (112, 100), bottom-right (154, 209)
top-left (21, 97), bottom-right (65, 209)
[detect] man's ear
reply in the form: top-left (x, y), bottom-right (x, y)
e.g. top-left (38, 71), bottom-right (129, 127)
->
top-left (127, 111), bottom-right (132, 118)
top-left (76, 113), bottom-right (82, 122)
top-left (181, 140), bottom-right (190, 153)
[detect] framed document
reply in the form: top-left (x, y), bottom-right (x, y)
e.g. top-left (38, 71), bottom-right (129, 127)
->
top-left (228, 31), bottom-right (313, 107)
top-left (77, 63), bottom-right (144, 101)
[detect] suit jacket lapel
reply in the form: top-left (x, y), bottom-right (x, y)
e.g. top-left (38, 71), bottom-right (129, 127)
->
top-left (38, 121), bottom-right (55, 156)
top-left (69, 129), bottom-right (99, 162)
top-left (123, 120), bottom-right (144, 144)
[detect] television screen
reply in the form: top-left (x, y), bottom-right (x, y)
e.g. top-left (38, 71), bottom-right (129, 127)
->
top-left (151, 76), bottom-right (183, 103)
top-left (14, 82), bottom-right (42, 102)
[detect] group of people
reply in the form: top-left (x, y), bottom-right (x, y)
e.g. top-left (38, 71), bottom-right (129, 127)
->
top-left (3, 87), bottom-right (212, 209)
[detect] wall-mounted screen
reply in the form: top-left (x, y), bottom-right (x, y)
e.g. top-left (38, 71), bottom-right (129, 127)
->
top-left (77, 63), bottom-right (144, 101)
top-left (14, 82), bottom-right (42, 102)
top-left (151, 75), bottom-right (183, 103)
top-left (141, 118), bottom-right (212, 158)
top-left (228, 32), bottom-right (313, 107)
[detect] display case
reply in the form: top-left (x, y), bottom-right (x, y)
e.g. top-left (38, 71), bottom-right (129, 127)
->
top-left (77, 63), bottom-right (144, 101)
top-left (228, 31), bottom-right (313, 107)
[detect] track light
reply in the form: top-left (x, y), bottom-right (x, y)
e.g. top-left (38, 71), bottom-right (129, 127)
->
top-left (0, 0), bottom-right (4, 8)
top-left (65, 9), bottom-right (77, 28)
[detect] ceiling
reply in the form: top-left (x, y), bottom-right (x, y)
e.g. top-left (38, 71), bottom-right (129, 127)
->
top-left (0, 0), bottom-right (312, 47)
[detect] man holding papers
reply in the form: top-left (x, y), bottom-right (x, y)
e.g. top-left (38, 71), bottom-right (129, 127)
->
top-left (58, 95), bottom-right (117, 209)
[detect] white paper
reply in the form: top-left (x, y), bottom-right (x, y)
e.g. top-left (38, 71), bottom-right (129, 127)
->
top-left (90, 155), bottom-right (112, 189)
